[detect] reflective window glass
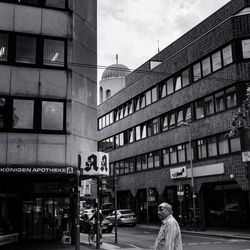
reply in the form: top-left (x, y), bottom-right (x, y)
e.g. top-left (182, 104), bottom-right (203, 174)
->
top-left (136, 126), bottom-right (141, 140)
top-left (226, 87), bottom-right (236, 108)
top-left (202, 57), bottom-right (211, 76)
top-left (152, 87), bottom-right (158, 103)
top-left (148, 153), bottom-right (154, 169)
top-left (182, 69), bottom-right (189, 87)
top-left (230, 136), bottom-right (241, 152)
top-left (177, 144), bottom-right (186, 162)
top-left (136, 156), bottom-right (142, 171)
top-left (142, 155), bottom-right (147, 170)
top-left (222, 45), bottom-right (233, 66)
top-left (198, 139), bottom-right (207, 159)
top-left (0, 98), bottom-right (6, 128)
top-left (161, 83), bottom-right (166, 98)
top-left (43, 39), bottom-right (65, 67)
top-left (16, 36), bottom-right (36, 64)
top-left (42, 101), bottom-right (64, 130)
top-left (195, 100), bottom-right (204, 119)
top-left (242, 39), bottom-right (250, 59)
top-left (45, 0), bottom-right (66, 9)
top-left (162, 115), bottom-right (168, 131)
top-left (163, 149), bottom-right (170, 166)
top-left (175, 76), bottom-right (181, 91)
top-left (167, 78), bottom-right (174, 95)
top-left (154, 151), bottom-right (160, 168)
top-left (177, 110), bottom-right (183, 126)
top-left (169, 113), bottom-right (175, 129)
top-left (193, 62), bottom-right (201, 81)
top-left (212, 51), bottom-right (222, 71)
top-left (204, 96), bottom-right (214, 116)
top-left (140, 95), bottom-right (146, 109)
top-left (13, 99), bottom-right (34, 129)
top-left (185, 106), bottom-right (191, 122)
top-left (207, 136), bottom-right (218, 157)
top-left (170, 147), bottom-right (177, 164)
top-left (218, 134), bottom-right (229, 155)
top-left (0, 33), bottom-right (8, 62)
top-left (215, 91), bottom-right (225, 112)
top-left (145, 90), bottom-right (151, 106)
top-left (141, 124), bottom-right (146, 139)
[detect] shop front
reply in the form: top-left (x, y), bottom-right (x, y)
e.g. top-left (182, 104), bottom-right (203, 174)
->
top-left (0, 166), bottom-right (76, 245)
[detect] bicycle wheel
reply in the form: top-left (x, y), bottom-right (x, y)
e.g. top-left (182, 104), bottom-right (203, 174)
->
top-left (88, 231), bottom-right (95, 246)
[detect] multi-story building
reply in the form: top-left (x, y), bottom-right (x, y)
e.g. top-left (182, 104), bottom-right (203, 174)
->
top-left (98, 0), bottom-right (250, 229)
top-left (0, 0), bottom-right (97, 245)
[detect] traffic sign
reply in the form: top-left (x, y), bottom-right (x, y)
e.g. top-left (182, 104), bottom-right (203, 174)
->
top-left (178, 195), bottom-right (184, 201)
top-left (177, 191), bottom-right (184, 196)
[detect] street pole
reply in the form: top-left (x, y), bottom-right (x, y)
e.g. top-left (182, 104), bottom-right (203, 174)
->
top-left (187, 125), bottom-right (196, 224)
top-left (75, 155), bottom-right (81, 250)
top-left (96, 177), bottom-right (100, 249)
top-left (114, 165), bottom-right (118, 244)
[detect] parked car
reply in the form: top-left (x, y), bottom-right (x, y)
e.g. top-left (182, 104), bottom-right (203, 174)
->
top-left (107, 209), bottom-right (136, 226)
top-left (101, 202), bottom-right (114, 216)
top-left (80, 211), bottom-right (113, 233)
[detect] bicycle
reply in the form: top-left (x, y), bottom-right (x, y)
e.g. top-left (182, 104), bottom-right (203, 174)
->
top-left (88, 221), bottom-right (102, 246)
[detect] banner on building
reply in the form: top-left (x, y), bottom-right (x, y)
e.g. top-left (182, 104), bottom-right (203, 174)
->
top-left (170, 166), bottom-right (187, 179)
top-left (81, 152), bottom-right (109, 176)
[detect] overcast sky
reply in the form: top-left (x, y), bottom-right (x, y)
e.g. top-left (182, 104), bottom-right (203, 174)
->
top-left (97, 0), bottom-right (231, 83)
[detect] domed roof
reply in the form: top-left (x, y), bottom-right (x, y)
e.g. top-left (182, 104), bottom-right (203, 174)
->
top-left (101, 64), bottom-right (130, 80)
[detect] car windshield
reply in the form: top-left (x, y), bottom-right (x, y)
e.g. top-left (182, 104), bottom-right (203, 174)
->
top-left (120, 210), bottom-right (133, 214)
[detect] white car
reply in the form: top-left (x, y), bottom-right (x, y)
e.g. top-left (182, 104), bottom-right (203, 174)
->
top-left (107, 209), bottom-right (136, 226)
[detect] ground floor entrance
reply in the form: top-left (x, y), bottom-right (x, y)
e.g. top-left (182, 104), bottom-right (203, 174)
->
top-left (22, 196), bottom-right (70, 241)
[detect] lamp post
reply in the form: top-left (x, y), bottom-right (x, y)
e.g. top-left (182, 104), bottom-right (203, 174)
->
top-left (76, 154), bottom-right (81, 250)
top-left (180, 122), bottom-right (196, 223)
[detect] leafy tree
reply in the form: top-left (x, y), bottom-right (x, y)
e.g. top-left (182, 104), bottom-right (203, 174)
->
top-left (227, 86), bottom-right (250, 137)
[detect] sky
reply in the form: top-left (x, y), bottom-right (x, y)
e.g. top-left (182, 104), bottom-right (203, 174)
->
top-left (97, 0), bottom-right (231, 83)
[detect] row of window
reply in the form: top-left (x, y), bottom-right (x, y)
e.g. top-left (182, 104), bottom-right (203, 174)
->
top-left (0, 31), bottom-right (66, 68)
top-left (109, 133), bottom-right (241, 176)
top-left (0, 0), bottom-right (67, 9)
top-left (98, 39), bottom-right (250, 130)
top-left (0, 97), bottom-right (65, 132)
top-left (98, 85), bottom-right (238, 152)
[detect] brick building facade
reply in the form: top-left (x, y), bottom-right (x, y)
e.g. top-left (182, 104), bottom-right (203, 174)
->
top-left (98, 0), bottom-right (250, 229)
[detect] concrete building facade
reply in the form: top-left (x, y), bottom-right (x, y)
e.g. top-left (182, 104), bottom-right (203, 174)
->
top-left (0, 0), bottom-right (97, 245)
top-left (98, 0), bottom-right (250, 229)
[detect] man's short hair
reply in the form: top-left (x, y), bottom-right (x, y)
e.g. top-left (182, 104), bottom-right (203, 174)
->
top-left (159, 202), bottom-right (173, 214)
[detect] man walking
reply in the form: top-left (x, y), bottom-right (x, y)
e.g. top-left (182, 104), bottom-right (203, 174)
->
top-left (154, 202), bottom-right (183, 250)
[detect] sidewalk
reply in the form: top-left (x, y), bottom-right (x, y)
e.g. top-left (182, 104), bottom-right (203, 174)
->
top-left (1, 226), bottom-right (250, 250)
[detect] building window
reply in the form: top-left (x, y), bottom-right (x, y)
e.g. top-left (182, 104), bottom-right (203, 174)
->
top-left (152, 87), bottom-right (158, 103)
top-left (177, 144), bottom-right (186, 162)
top-left (145, 90), bottom-right (151, 106)
top-left (12, 99), bottom-right (34, 129)
top-left (141, 124), bottom-right (147, 139)
top-left (169, 113), bottom-right (175, 129)
top-left (167, 78), bottom-right (174, 95)
top-left (207, 136), bottom-right (218, 157)
top-left (136, 156), bottom-right (142, 171)
top-left (142, 155), bottom-right (147, 170)
top-left (170, 147), bottom-right (177, 164)
top-left (197, 139), bottom-right (207, 159)
top-left (0, 98), bottom-right (5, 128)
top-left (202, 57), bottom-right (211, 77)
top-left (154, 151), bottom-right (160, 168)
top-left (41, 101), bottom-right (64, 130)
top-left (184, 106), bottom-right (192, 122)
top-left (215, 91), bottom-right (225, 112)
top-left (204, 96), bottom-right (214, 116)
top-left (242, 39), bottom-right (250, 59)
top-left (163, 149), bottom-right (170, 166)
top-left (0, 33), bottom-right (8, 62)
top-left (45, 0), bottom-right (66, 9)
top-left (230, 136), bottom-right (241, 152)
top-left (182, 69), bottom-right (189, 87)
top-left (43, 39), bottom-right (65, 67)
top-left (222, 45), bottom-right (233, 66)
top-left (195, 99), bottom-right (204, 119)
top-left (161, 114), bottom-right (168, 131)
top-left (106, 90), bottom-right (111, 99)
top-left (212, 51), bottom-right (222, 71)
top-left (136, 126), bottom-right (141, 141)
top-left (16, 36), bottom-right (36, 64)
top-left (177, 109), bottom-right (183, 126)
top-left (19, 0), bottom-right (39, 4)
top-left (175, 76), bottom-right (182, 91)
top-left (218, 134), bottom-right (229, 155)
top-left (193, 62), bottom-right (201, 81)
top-left (160, 82), bottom-right (166, 98)
top-left (148, 153), bottom-right (154, 169)
top-left (226, 87), bottom-right (236, 108)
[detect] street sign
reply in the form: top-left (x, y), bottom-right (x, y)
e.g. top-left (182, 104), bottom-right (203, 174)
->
top-left (178, 195), bottom-right (184, 201)
top-left (177, 191), bottom-right (184, 196)
top-left (81, 152), bottom-right (109, 176)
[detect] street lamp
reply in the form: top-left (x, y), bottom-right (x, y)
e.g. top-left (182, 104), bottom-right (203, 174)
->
top-left (180, 122), bottom-right (196, 223)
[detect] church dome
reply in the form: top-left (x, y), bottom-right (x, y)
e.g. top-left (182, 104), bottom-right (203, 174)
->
top-left (101, 64), bottom-right (130, 80)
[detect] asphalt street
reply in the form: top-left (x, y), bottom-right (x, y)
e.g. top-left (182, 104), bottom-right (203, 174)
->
top-left (79, 226), bottom-right (250, 250)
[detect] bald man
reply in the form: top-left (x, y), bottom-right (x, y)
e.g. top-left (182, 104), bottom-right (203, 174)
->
top-left (154, 202), bottom-right (183, 250)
